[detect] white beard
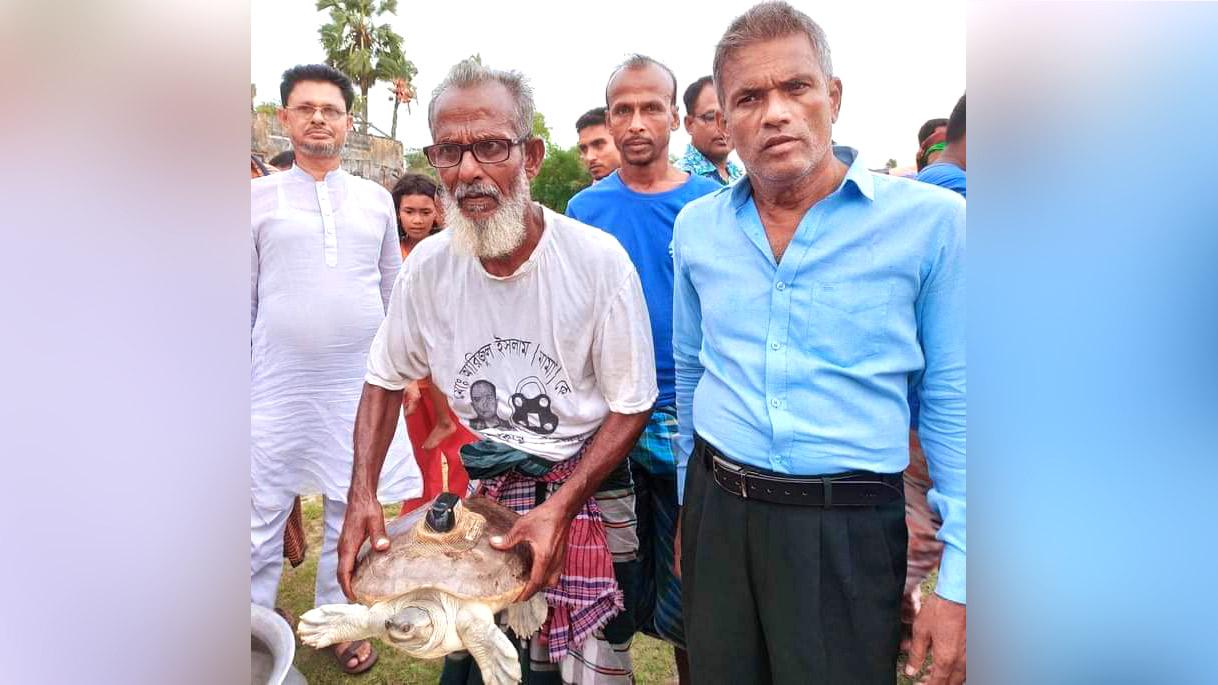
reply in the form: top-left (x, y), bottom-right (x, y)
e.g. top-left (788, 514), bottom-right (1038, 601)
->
top-left (441, 170), bottom-right (531, 259)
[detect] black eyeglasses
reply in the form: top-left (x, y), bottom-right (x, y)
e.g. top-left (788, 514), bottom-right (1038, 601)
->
top-left (422, 136), bottom-right (530, 168)
top-left (694, 111), bottom-right (719, 124)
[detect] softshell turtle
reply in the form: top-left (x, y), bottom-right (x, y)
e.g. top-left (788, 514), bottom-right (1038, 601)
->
top-left (298, 493), bottom-right (547, 685)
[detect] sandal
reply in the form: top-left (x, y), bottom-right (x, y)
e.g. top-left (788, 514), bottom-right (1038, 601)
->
top-left (273, 607), bottom-right (296, 635)
top-left (334, 639), bottom-right (378, 675)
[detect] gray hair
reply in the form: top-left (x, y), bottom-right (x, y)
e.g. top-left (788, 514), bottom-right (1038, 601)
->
top-left (606, 54), bottom-right (678, 106)
top-left (712, 1), bottom-right (834, 102)
top-left (427, 58), bottom-right (536, 138)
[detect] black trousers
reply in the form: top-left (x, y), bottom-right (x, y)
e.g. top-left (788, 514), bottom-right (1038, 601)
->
top-left (680, 447), bottom-right (907, 684)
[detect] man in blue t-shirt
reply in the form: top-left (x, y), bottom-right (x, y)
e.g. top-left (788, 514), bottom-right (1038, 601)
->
top-left (566, 54), bottom-right (719, 684)
top-left (916, 93), bottom-right (966, 197)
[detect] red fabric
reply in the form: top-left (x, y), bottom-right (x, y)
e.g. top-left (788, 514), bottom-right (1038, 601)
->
top-left (398, 387), bottom-right (475, 516)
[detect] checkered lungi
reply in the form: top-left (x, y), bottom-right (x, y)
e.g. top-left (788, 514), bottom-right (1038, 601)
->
top-left (625, 407), bottom-right (685, 649)
top-left (441, 441), bottom-right (640, 684)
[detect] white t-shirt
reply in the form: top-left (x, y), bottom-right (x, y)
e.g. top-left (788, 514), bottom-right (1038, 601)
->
top-left (366, 206), bottom-right (658, 461)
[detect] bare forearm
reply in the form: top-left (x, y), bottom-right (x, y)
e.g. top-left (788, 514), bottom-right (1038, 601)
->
top-left (350, 382), bottom-right (403, 498)
top-left (549, 410), bottom-right (649, 518)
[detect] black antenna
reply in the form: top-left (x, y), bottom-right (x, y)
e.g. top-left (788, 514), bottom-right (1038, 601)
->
top-left (425, 493), bottom-right (460, 533)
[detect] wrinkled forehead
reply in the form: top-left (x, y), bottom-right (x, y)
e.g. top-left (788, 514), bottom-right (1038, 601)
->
top-left (718, 34), bottom-right (827, 96)
top-left (431, 83), bottom-right (519, 141)
top-left (606, 64), bottom-right (675, 107)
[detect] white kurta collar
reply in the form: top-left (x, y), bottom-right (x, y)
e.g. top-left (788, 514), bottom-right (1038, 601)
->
top-left (287, 163), bottom-right (346, 184)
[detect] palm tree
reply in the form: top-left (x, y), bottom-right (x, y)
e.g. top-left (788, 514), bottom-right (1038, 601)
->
top-left (384, 55), bottom-right (417, 141)
top-left (316, 0), bottom-right (415, 136)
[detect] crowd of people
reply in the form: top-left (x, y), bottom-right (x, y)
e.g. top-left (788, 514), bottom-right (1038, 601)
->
top-left (250, 2), bottom-right (966, 683)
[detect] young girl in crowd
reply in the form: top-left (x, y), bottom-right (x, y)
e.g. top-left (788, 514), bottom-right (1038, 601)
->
top-left (390, 173), bottom-right (474, 513)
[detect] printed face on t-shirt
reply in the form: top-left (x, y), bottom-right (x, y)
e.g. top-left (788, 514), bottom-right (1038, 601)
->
top-left (470, 381), bottom-right (498, 420)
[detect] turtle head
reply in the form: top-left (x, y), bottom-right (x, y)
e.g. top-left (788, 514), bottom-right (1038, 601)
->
top-left (384, 606), bottom-right (434, 649)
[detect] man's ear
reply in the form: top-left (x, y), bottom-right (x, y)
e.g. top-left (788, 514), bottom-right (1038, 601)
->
top-left (683, 115), bottom-right (694, 135)
top-left (671, 107), bottom-right (680, 132)
top-left (523, 137), bottom-right (546, 180)
top-left (829, 77), bottom-right (843, 123)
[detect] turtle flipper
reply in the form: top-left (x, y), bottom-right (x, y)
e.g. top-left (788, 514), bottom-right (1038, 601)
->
top-left (504, 594), bottom-right (548, 639)
top-left (298, 603), bottom-right (383, 648)
top-left (456, 604), bottom-right (521, 685)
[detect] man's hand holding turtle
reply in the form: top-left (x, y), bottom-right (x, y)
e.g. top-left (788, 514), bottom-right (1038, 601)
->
top-left (337, 488), bottom-right (390, 602)
top-left (488, 497), bottom-right (572, 602)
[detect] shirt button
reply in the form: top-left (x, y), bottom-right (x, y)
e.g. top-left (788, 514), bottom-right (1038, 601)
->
top-left (770, 398), bottom-right (781, 408)
top-left (770, 341), bottom-right (781, 350)
top-left (775, 281), bottom-right (786, 291)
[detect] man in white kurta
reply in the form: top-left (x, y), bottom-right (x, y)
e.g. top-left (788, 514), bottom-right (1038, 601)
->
top-left (250, 67), bottom-right (420, 645)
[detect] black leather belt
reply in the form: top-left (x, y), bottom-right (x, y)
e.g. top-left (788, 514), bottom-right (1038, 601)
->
top-left (697, 435), bottom-right (903, 507)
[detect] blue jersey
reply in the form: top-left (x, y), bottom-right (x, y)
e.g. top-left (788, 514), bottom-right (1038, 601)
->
top-left (916, 161), bottom-right (967, 198)
top-left (567, 170), bottom-right (722, 407)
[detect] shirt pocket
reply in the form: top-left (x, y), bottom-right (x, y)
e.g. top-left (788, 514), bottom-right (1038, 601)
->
top-left (807, 281), bottom-right (892, 367)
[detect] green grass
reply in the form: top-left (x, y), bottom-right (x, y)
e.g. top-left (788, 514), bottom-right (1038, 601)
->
top-left (277, 496), bottom-right (932, 684)
top-left (277, 497), bottom-right (676, 684)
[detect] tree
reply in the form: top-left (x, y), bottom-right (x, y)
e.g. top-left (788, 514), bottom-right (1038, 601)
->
top-left (531, 112), bottom-right (554, 149)
top-left (528, 112), bottom-right (590, 213)
top-left (254, 102), bottom-right (280, 116)
top-left (402, 149), bottom-right (436, 178)
top-left (532, 146), bottom-right (590, 214)
top-left (317, 0), bottom-right (415, 136)
top-left (388, 67), bottom-right (417, 140)
top-left (886, 158), bottom-right (898, 169)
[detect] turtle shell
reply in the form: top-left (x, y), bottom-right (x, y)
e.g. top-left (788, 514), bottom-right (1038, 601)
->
top-left (351, 495), bottom-right (533, 606)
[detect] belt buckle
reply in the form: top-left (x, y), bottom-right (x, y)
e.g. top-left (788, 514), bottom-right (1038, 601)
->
top-left (712, 454), bottom-right (748, 500)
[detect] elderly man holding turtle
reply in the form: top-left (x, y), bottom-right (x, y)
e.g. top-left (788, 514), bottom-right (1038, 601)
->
top-left (338, 58), bottom-right (657, 684)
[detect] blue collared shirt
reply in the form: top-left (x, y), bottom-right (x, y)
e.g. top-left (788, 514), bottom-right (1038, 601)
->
top-left (675, 144), bottom-right (743, 185)
top-left (672, 146), bottom-right (966, 602)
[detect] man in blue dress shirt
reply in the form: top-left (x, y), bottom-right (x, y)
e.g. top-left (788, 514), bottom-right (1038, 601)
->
top-left (672, 3), bottom-right (967, 684)
top-left (568, 55), bottom-right (720, 683)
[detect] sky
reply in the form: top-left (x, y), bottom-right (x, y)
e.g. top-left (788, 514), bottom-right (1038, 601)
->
top-left (252, 0), bottom-right (964, 169)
